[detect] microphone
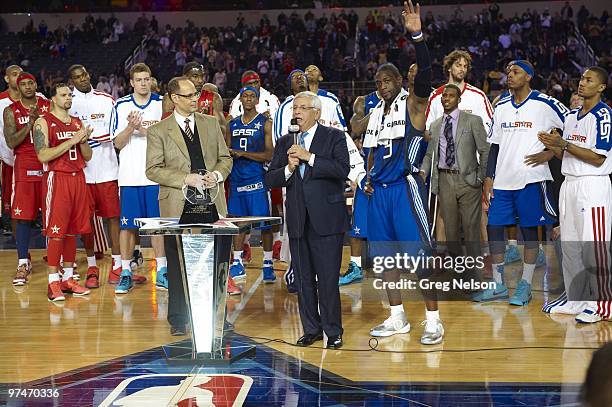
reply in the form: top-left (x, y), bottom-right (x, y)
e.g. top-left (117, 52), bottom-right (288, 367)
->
top-left (289, 118), bottom-right (300, 144)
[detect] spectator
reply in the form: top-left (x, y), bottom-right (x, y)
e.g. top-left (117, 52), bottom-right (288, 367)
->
top-left (96, 76), bottom-right (111, 93)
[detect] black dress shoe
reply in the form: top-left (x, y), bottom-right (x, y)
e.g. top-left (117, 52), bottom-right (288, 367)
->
top-left (296, 333), bottom-right (323, 346)
top-left (326, 335), bottom-right (343, 349)
top-left (170, 325), bottom-right (186, 336)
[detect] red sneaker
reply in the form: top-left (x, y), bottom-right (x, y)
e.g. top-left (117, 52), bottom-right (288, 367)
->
top-left (108, 267), bottom-right (121, 284)
top-left (272, 240), bottom-right (282, 260)
top-left (227, 276), bottom-right (242, 296)
top-left (132, 274), bottom-right (147, 284)
top-left (60, 277), bottom-right (90, 296)
top-left (12, 264), bottom-right (31, 286)
top-left (48, 281), bottom-right (65, 302)
top-left (85, 266), bottom-right (100, 289)
top-left (242, 243), bottom-right (252, 263)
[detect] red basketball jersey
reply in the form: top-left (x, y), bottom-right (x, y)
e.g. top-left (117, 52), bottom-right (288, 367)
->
top-left (198, 90), bottom-right (215, 115)
top-left (11, 97), bottom-right (50, 182)
top-left (45, 114), bottom-right (86, 173)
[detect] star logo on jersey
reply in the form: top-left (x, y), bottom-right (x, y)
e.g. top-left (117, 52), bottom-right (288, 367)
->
top-left (254, 122), bottom-right (262, 130)
top-left (75, 122), bottom-right (81, 129)
top-left (13, 207), bottom-right (22, 216)
top-left (51, 225), bottom-right (60, 234)
top-left (367, 100), bottom-right (375, 105)
top-left (539, 216), bottom-right (546, 221)
top-left (353, 226), bottom-right (360, 235)
top-left (50, 123), bottom-right (56, 127)
top-left (40, 105), bottom-right (49, 112)
top-left (121, 217), bottom-right (128, 225)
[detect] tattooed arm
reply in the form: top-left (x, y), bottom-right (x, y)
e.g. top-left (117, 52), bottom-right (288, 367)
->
top-left (3, 106), bottom-right (32, 149)
top-left (34, 118), bottom-right (86, 163)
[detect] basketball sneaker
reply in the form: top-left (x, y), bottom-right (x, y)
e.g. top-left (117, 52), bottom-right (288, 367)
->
top-left (472, 282), bottom-right (509, 302)
top-left (509, 279), bottom-right (532, 306)
top-left (132, 273), bottom-right (147, 284)
top-left (242, 243), bottom-right (252, 263)
top-left (230, 262), bottom-right (246, 280)
top-left (227, 276), bottom-right (242, 295)
top-left (156, 266), bottom-right (168, 291)
top-left (47, 281), bottom-right (65, 302)
top-left (263, 260), bottom-right (276, 283)
top-left (85, 266), bottom-right (100, 289)
top-left (420, 319), bottom-right (445, 345)
top-left (115, 270), bottom-right (133, 294)
top-left (130, 250), bottom-right (144, 270)
top-left (370, 312), bottom-right (411, 337)
top-left (272, 240), bottom-right (282, 261)
top-left (61, 278), bottom-right (90, 296)
top-left (108, 266), bottom-right (121, 284)
top-left (12, 263), bottom-right (30, 286)
top-left (550, 301), bottom-right (587, 315)
top-left (504, 245), bottom-right (521, 264)
top-left (576, 303), bottom-right (604, 324)
top-left (339, 261), bottom-right (363, 286)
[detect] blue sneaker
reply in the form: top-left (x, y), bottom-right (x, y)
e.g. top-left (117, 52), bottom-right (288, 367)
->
top-left (504, 245), bottom-right (521, 264)
top-left (535, 247), bottom-right (546, 268)
top-left (284, 264), bottom-right (296, 293)
top-left (263, 260), bottom-right (276, 283)
top-left (115, 270), bottom-right (133, 294)
top-left (472, 282), bottom-right (509, 302)
top-left (509, 279), bottom-right (532, 306)
top-left (230, 262), bottom-right (246, 280)
top-left (339, 261), bottom-right (363, 286)
top-left (156, 266), bottom-right (168, 291)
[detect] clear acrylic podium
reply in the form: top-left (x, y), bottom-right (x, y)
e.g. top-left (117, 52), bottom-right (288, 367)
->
top-left (136, 216), bottom-right (281, 365)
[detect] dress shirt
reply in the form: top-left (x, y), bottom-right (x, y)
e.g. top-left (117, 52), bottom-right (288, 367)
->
top-left (438, 108), bottom-right (459, 170)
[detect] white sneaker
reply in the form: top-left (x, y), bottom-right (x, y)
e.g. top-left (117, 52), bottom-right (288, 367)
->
top-left (576, 304), bottom-right (603, 324)
top-left (550, 301), bottom-right (587, 315)
top-left (420, 319), bottom-right (444, 345)
top-left (370, 312), bottom-right (411, 337)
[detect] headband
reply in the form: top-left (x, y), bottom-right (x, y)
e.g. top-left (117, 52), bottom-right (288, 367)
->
top-left (509, 60), bottom-right (534, 77)
top-left (241, 72), bottom-right (260, 85)
top-left (287, 69), bottom-right (307, 89)
top-left (240, 86), bottom-right (260, 98)
top-left (16, 73), bottom-right (36, 85)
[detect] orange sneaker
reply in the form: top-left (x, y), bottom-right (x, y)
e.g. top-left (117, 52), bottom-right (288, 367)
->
top-left (12, 264), bottom-right (30, 286)
top-left (227, 276), bottom-right (242, 296)
top-left (60, 278), bottom-right (90, 296)
top-left (48, 281), bottom-right (65, 302)
top-left (85, 266), bottom-right (100, 289)
top-left (272, 240), bottom-right (282, 260)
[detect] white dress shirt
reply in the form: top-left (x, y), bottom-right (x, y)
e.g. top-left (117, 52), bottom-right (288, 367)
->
top-left (285, 122), bottom-right (318, 180)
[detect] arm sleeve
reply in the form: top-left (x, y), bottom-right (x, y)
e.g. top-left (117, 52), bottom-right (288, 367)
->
top-left (413, 40), bottom-right (432, 99)
top-left (485, 143), bottom-right (499, 178)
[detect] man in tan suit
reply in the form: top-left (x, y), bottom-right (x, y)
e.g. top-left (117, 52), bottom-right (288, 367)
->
top-left (420, 84), bottom-right (490, 261)
top-left (146, 76), bottom-right (232, 335)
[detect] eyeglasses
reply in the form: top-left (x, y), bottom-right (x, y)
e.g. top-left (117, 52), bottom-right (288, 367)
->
top-left (174, 91), bottom-right (201, 99)
top-left (293, 105), bottom-right (317, 112)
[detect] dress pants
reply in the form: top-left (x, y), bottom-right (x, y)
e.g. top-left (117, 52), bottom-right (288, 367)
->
top-left (289, 212), bottom-right (344, 337)
top-left (165, 235), bottom-right (188, 328)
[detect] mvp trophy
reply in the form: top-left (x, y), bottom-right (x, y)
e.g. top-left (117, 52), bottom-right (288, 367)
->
top-left (137, 171), bottom-right (281, 365)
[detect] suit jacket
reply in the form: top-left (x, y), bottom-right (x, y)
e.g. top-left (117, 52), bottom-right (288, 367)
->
top-left (265, 124), bottom-right (350, 238)
top-left (421, 110), bottom-right (490, 194)
top-left (145, 112), bottom-right (232, 217)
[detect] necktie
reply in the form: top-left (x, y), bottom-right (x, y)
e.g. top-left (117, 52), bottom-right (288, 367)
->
top-left (444, 115), bottom-right (455, 167)
top-left (298, 132), bottom-right (307, 177)
top-left (184, 117), bottom-right (194, 142)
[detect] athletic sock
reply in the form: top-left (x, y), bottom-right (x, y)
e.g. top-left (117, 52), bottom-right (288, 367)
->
top-left (263, 251), bottom-right (273, 262)
top-left (62, 267), bottom-right (74, 281)
top-left (390, 304), bottom-right (404, 316)
top-left (273, 232), bottom-right (280, 242)
top-left (121, 259), bottom-right (131, 271)
top-left (522, 263), bottom-right (535, 284)
top-left (87, 256), bottom-right (97, 267)
top-left (492, 263), bottom-right (504, 284)
top-left (508, 239), bottom-right (518, 247)
top-left (156, 257), bottom-right (167, 270)
top-left (350, 256), bottom-right (362, 267)
top-left (233, 251), bottom-right (243, 263)
top-left (48, 273), bottom-right (60, 283)
top-left (112, 254), bottom-right (121, 269)
top-left (425, 309), bottom-right (440, 322)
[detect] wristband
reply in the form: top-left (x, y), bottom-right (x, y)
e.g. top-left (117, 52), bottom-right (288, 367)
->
top-left (411, 31), bottom-right (423, 40)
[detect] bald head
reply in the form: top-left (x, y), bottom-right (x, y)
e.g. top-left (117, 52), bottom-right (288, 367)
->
top-left (4, 65), bottom-right (23, 91)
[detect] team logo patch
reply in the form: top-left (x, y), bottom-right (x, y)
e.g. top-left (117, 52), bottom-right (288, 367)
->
top-left (99, 373), bottom-right (253, 406)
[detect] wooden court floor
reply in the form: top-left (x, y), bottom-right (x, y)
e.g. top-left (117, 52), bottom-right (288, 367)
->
top-left (0, 246), bottom-right (608, 386)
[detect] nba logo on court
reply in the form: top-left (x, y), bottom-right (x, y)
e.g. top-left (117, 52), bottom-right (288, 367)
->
top-left (100, 373), bottom-right (253, 406)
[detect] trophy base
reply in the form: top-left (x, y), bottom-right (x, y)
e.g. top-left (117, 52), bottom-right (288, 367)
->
top-left (179, 204), bottom-right (220, 225)
top-left (162, 337), bottom-right (256, 366)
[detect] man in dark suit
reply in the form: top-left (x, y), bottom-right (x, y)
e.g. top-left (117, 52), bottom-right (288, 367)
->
top-left (265, 91), bottom-right (350, 349)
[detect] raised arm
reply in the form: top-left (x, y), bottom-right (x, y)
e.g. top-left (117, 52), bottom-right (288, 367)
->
top-left (349, 96), bottom-right (370, 138)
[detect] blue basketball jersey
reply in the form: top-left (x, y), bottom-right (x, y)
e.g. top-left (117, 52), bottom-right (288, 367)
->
top-left (229, 113), bottom-right (267, 192)
top-left (368, 113), bottom-right (426, 184)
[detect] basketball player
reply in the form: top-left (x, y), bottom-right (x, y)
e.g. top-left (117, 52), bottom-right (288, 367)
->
top-left (476, 60), bottom-right (569, 305)
top-left (162, 62), bottom-right (227, 137)
top-left (111, 63), bottom-right (166, 294)
top-left (229, 71), bottom-right (280, 120)
top-left (227, 86), bottom-right (275, 282)
top-left (539, 66), bottom-right (612, 323)
top-left (68, 64), bottom-right (122, 289)
top-left (365, 1), bottom-right (443, 345)
top-left (3, 72), bottom-right (50, 286)
top-left (0, 65), bottom-right (24, 236)
top-left (32, 83), bottom-right (93, 301)
top-left (305, 64), bottom-right (348, 129)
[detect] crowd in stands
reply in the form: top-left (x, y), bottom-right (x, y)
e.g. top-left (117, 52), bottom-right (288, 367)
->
top-left (1, 3), bottom-right (610, 118)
